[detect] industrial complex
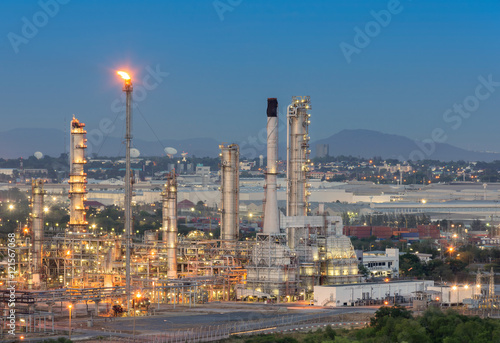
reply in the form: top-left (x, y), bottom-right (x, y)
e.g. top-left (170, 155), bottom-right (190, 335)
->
top-left (1, 72), bottom-right (499, 341)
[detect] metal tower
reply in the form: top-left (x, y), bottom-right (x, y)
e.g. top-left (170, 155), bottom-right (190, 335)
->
top-left (31, 179), bottom-right (46, 288)
top-left (69, 116), bottom-right (88, 232)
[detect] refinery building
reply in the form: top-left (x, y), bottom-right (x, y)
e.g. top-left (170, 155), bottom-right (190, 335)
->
top-left (2, 84), bottom-right (361, 313)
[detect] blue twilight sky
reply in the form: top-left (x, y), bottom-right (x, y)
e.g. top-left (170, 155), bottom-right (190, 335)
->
top-left (0, 0), bottom-right (499, 153)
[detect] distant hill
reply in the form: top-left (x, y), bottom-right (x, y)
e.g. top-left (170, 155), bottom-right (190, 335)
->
top-left (2, 127), bottom-right (500, 162)
top-left (0, 128), bottom-right (66, 159)
top-left (0, 128), bottom-right (220, 159)
top-left (312, 129), bottom-right (500, 162)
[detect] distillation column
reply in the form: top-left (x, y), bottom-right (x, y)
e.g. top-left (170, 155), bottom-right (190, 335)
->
top-left (162, 171), bottom-right (178, 279)
top-left (263, 98), bottom-right (280, 234)
top-left (31, 179), bottom-right (46, 288)
top-left (69, 116), bottom-right (88, 232)
top-left (287, 96), bottom-right (311, 217)
top-left (220, 144), bottom-right (240, 241)
top-left (286, 96), bottom-right (311, 248)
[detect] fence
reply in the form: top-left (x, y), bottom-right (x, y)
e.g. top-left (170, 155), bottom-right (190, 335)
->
top-left (98, 312), bottom-right (369, 343)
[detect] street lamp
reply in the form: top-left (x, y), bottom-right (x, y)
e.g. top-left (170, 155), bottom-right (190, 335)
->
top-left (133, 292), bottom-right (142, 335)
top-left (68, 304), bottom-right (73, 339)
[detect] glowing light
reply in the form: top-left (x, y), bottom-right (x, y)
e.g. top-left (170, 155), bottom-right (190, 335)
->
top-left (464, 285), bottom-right (469, 289)
top-left (452, 286), bottom-right (457, 290)
top-left (117, 71), bottom-right (131, 80)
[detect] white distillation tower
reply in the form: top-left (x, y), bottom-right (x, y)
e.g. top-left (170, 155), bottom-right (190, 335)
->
top-left (30, 179), bottom-right (46, 289)
top-left (283, 97), bottom-right (360, 293)
top-left (220, 144), bottom-right (239, 242)
top-left (162, 171), bottom-right (178, 279)
top-left (286, 96), bottom-right (311, 249)
top-left (69, 116), bottom-right (88, 233)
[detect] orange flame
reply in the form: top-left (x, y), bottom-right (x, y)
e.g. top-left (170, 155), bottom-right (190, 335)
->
top-left (117, 71), bottom-right (131, 80)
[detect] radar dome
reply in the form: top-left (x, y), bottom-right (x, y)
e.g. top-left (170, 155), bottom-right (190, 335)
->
top-left (130, 148), bottom-right (140, 158)
top-left (164, 147), bottom-right (177, 155)
top-left (34, 152), bottom-right (43, 160)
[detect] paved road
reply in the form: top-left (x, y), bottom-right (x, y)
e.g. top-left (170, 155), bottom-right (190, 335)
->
top-left (101, 306), bottom-right (377, 333)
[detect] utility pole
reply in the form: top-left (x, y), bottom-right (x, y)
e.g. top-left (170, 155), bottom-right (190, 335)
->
top-left (118, 71), bottom-right (133, 313)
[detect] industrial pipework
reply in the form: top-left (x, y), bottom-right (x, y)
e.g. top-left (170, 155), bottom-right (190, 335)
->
top-left (220, 144), bottom-right (240, 241)
top-left (31, 179), bottom-right (46, 288)
top-left (162, 171), bottom-right (178, 279)
top-left (69, 116), bottom-right (88, 232)
top-left (263, 98), bottom-right (280, 235)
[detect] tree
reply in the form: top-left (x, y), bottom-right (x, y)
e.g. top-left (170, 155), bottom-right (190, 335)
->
top-left (370, 305), bottom-right (412, 329)
top-left (471, 219), bottom-right (484, 231)
top-left (400, 253), bottom-right (425, 278)
top-left (358, 263), bottom-right (370, 278)
top-left (395, 318), bottom-right (430, 343)
top-left (112, 304), bottom-right (124, 317)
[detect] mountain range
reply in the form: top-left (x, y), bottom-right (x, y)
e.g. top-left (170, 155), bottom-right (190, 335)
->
top-left (313, 129), bottom-right (500, 162)
top-left (1, 128), bottom-right (500, 162)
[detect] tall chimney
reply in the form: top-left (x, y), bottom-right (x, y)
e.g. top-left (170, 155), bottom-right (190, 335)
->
top-left (220, 144), bottom-right (239, 241)
top-left (263, 98), bottom-right (280, 234)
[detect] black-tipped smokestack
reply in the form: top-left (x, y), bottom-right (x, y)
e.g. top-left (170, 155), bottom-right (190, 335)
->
top-left (267, 98), bottom-right (278, 117)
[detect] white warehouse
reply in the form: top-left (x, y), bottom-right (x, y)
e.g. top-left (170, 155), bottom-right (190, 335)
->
top-left (314, 280), bottom-right (434, 307)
